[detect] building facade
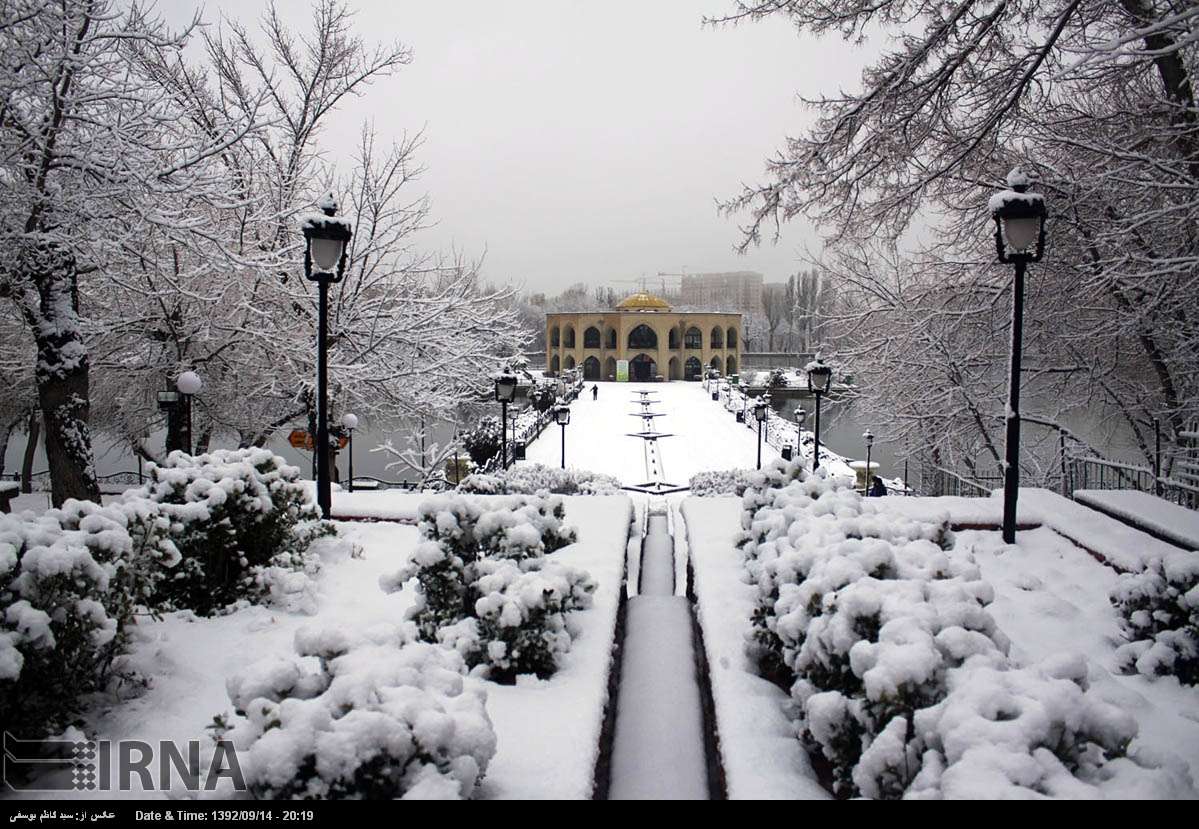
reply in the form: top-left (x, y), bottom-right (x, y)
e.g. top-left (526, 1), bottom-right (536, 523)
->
top-left (545, 292), bottom-right (741, 381)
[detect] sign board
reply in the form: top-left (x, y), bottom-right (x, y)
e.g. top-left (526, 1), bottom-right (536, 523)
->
top-left (288, 430), bottom-right (348, 451)
top-left (616, 359), bottom-right (629, 382)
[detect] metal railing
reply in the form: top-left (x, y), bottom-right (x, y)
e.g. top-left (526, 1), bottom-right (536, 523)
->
top-left (1068, 454), bottom-right (1199, 510)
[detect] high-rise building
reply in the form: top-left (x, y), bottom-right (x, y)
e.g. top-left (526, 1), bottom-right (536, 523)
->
top-left (679, 271), bottom-right (763, 313)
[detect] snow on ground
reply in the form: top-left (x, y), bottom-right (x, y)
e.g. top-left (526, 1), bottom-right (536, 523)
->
top-left (954, 526), bottom-right (1199, 784)
top-left (1073, 489), bottom-right (1199, 551)
top-left (523, 381), bottom-right (780, 486)
top-left (681, 496), bottom-right (829, 800)
top-left (12, 493), bottom-right (630, 800)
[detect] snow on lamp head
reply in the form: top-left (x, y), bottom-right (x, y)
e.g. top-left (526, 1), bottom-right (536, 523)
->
top-left (806, 356), bottom-right (833, 395)
top-left (863, 429), bottom-right (874, 448)
top-left (554, 405), bottom-right (571, 426)
top-left (494, 373), bottom-right (518, 403)
top-left (990, 168), bottom-right (1047, 262)
top-left (341, 413), bottom-right (359, 431)
top-left (301, 193), bottom-right (353, 280)
top-left (754, 398), bottom-right (769, 423)
top-left (176, 370), bottom-right (202, 396)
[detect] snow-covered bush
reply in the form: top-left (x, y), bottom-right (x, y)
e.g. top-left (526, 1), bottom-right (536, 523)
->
top-left (527, 381), bottom-right (557, 413)
top-left (459, 463), bottom-right (621, 496)
top-left (382, 494), bottom-right (594, 682)
top-left (462, 416), bottom-right (502, 468)
top-left (212, 624), bottom-right (496, 799)
top-left (689, 468), bottom-right (756, 497)
top-left (738, 471), bottom-right (1182, 798)
top-left (0, 499), bottom-right (177, 738)
top-left (1112, 552), bottom-right (1199, 685)
top-left (134, 449), bottom-right (333, 616)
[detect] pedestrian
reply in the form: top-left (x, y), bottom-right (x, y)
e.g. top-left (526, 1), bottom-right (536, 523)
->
top-left (869, 475), bottom-right (888, 497)
top-left (592, 384), bottom-right (599, 401)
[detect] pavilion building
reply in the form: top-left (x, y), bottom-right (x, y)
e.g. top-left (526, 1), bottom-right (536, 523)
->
top-left (545, 291), bottom-right (741, 381)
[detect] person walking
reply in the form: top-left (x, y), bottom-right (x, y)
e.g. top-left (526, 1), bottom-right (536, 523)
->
top-left (592, 384), bottom-right (599, 401)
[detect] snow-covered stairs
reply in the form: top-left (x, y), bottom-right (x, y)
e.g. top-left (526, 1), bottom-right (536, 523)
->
top-left (607, 510), bottom-right (710, 800)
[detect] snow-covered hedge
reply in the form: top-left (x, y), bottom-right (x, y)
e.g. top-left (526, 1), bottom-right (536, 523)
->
top-left (739, 468), bottom-right (1189, 798)
top-left (459, 463), bottom-right (621, 496)
top-left (689, 468), bottom-right (756, 497)
top-left (134, 449), bottom-right (333, 616)
top-left (212, 624), bottom-right (496, 799)
top-left (1, 499), bottom-right (177, 737)
top-left (1112, 551), bottom-right (1198, 686)
top-left (462, 416), bottom-right (502, 468)
top-left (382, 494), bottom-right (594, 683)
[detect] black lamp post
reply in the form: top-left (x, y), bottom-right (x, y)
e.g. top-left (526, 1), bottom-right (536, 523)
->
top-left (176, 371), bottom-right (202, 454)
top-left (495, 373), bottom-right (518, 469)
top-left (806, 356), bottom-right (833, 471)
top-left (302, 193), bottom-right (353, 519)
top-left (863, 429), bottom-right (875, 495)
top-left (555, 404), bottom-right (571, 469)
top-left (341, 413), bottom-right (358, 493)
top-left (991, 168), bottom-right (1047, 543)
top-left (754, 396), bottom-right (769, 470)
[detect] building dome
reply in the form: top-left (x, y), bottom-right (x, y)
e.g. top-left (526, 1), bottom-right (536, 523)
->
top-left (616, 291), bottom-right (671, 312)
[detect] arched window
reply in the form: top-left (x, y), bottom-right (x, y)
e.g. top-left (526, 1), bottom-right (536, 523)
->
top-left (684, 356), bottom-right (702, 380)
top-left (551, 326), bottom-right (560, 347)
top-left (605, 328), bottom-right (617, 349)
top-left (668, 328), bottom-right (680, 349)
top-left (584, 326), bottom-right (601, 348)
top-left (711, 327), bottom-right (724, 349)
top-left (628, 324), bottom-right (658, 349)
top-left (550, 355), bottom-right (560, 373)
top-left (710, 356), bottom-right (721, 370)
top-left (564, 355), bottom-right (576, 370)
top-left (684, 327), bottom-right (702, 349)
top-left (563, 325), bottom-right (575, 348)
top-left (726, 355), bottom-right (737, 376)
top-left (583, 356), bottom-right (601, 379)
top-left (727, 327), bottom-right (737, 349)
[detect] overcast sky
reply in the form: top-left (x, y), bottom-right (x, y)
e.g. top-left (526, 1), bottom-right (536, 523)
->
top-left (163, 1), bottom-right (870, 293)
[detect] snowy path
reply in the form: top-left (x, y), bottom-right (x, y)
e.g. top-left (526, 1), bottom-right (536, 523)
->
top-left (524, 381), bottom-right (779, 486)
top-left (608, 509), bottom-right (710, 799)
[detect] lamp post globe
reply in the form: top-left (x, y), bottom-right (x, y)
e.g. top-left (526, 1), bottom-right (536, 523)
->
top-left (990, 168), bottom-right (1048, 543)
top-left (175, 371), bottom-right (202, 455)
top-left (301, 193), bottom-right (353, 519)
top-left (341, 413), bottom-right (358, 493)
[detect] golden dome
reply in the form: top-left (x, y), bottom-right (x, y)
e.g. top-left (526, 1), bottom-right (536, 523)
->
top-left (616, 291), bottom-right (671, 312)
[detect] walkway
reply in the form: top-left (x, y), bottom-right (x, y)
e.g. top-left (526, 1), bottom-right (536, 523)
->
top-left (524, 381), bottom-right (779, 486)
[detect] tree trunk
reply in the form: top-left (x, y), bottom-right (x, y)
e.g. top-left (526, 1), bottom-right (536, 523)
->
top-left (20, 412), bottom-right (39, 494)
top-left (17, 242), bottom-right (100, 506)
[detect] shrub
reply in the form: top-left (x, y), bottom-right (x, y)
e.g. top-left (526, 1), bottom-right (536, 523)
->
top-left (737, 470), bottom-right (1181, 799)
top-left (0, 499), bottom-right (177, 738)
top-left (689, 469), bottom-right (755, 497)
top-left (135, 449), bottom-right (332, 616)
top-left (459, 463), bottom-right (621, 496)
top-left (212, 624), bottom-right (496, 799)
top-left (382, 494), bottom-right (594, 682)
top-left (1111, 552), bottom-right (1199, 685)
top-left (462, 417), bottom-right (502, 468)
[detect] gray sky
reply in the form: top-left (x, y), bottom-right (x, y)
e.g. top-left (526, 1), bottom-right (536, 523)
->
top-left (167, 1), bottom-right (869, 293)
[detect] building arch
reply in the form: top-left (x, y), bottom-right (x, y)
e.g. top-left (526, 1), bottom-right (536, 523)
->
top-left (711, 326), bottom-right (724, 349)
top-left (564, 354), bottom-right (576, 370)
top-left (583, 356), bottom-right (601, 380)
top-left (685, 356), bottom-right (702, 380)
top-left (584, 326), bottom-right (601, 349)
top-left (668, 328), bottom-right (680, 349)
top-left (628, 324), bottom-right (658, 349)
top-left (630, 353), bottom-right (657, 382)
top-left (604, 356), bottom-right (617, 380)
top-left (550, 326), bottom-right (560, 347)
top-left (563, 325), bottom-right (576, 348)
top-left (709, 356), bottom-right (722, 372)
top-left (550, 354), bottom-right (560, 374)
top-left (605, 328), bottom-right (617, 349)
top-left (684, 327), bottom-right (702, 349)
top-left (727, 326), bottom-right (737, 349)
top-left (726, 355), bottom-right (737, 376)
top-left (668, 356), bottom-right (681, 380)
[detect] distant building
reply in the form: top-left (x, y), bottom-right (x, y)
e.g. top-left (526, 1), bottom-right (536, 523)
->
top-left (679, 271), bottom-right (763, 313)
top-left (545, 291), bottom-right (741, 381)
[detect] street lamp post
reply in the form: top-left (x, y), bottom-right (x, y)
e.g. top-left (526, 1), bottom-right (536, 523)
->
top-left (806, 356), bottom-right (834, 471)
top-left (795, 407), bottom-right (808, 467)
top-left (863, 429), bottom-right (875, 495)
top-left (495, 373), bottom-right (518, 470)
top-left (990, 168), bottom-right (1048, 543)
top-left (176, 371), bottom-right (202, 455)
top-left (754, 396), bottom-right (769, 470)
top-left (341, 413), bottom-right (358, 493)
top-left (302, 193), bottom-right (353, 520)
top-left (555, 404), bottom-right (571, 469)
